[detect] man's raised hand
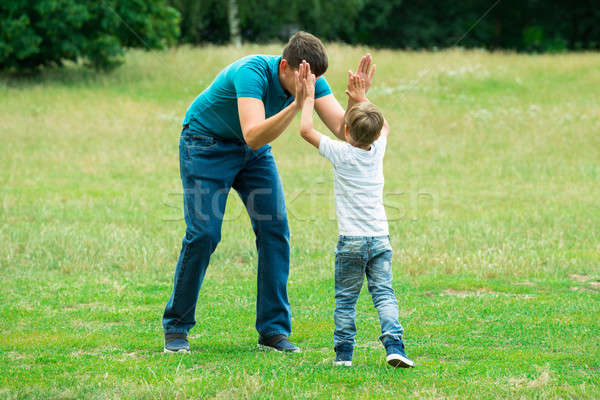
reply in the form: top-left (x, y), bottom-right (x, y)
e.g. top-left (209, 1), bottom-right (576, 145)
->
top-left (348, 53), bottom-right (375, 94)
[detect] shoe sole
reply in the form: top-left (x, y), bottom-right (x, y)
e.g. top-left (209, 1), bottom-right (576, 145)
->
top-left (386, 354), bottom-right (415, 368)
top-left (333, 360), bottom-right (353, 367)
top-left (257, 344), bottom-right (301, 353)
top-left (163, 347), bottom-right (190, 354)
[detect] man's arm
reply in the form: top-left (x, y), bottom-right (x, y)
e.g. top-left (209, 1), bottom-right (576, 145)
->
top-left (314, 54), bottom-right (376, 141)
top-left (238, 98), bottom-right (299, 150)
top-left (238, 61), bottom-right (310, 150)
top-left (314, 94), bottom-right (346, 141)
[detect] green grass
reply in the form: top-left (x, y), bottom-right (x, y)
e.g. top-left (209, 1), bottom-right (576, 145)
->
top-left (1, 44), bottom-right (599, 399)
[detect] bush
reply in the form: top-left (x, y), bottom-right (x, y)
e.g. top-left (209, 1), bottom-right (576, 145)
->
top-left (0, 0), bottom-right (180, 72)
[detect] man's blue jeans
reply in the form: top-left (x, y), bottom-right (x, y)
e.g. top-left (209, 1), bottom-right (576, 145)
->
top-left (334, 235), bottom-right (403, 348)
top-left (163, 127), bottom-right (291, 338)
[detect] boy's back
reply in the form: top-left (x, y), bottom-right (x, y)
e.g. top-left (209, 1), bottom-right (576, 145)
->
top-left (318, 134), bottom-right (388, 236)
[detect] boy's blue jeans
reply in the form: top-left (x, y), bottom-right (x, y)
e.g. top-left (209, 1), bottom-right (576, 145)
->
top-left (334, 235), bottom-right (403, 349)
top-left (162, 127), bottom-right (291, 338)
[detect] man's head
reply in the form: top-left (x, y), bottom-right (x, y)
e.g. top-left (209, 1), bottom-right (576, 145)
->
top-left (279, 31), bottom-right (328, 94)
top-left (344, 102), bottom-right (384, 147)
top-left (282, 31), bottom-right (328, 76)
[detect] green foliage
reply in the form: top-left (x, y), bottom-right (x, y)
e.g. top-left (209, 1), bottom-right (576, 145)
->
top-left (170, 0), bottom-right (600, 51)
top-left (0, 0), bottom-right (179, 72)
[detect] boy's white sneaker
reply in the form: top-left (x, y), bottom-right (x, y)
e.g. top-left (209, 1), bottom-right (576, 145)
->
top-left (333, 360), bottom-right (353, 367)
top-left (385, 340), bottom-right (415, 368)
top-left (333, 343), bottom-right (353, 367)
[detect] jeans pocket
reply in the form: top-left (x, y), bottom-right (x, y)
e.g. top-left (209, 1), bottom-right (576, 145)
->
top-left (335, 253), bottom-right (364, 287)
top-left (336, 237), bottom-right (364, 258)
top-left (184, 134), bottom-right (218, 159)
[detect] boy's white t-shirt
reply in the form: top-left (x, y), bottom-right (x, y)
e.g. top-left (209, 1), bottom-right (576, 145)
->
top-left (319, 134), bottom-right (389, 236)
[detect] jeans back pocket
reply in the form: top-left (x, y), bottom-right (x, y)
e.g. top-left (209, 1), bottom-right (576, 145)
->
top-left (183, 133), bottom-right (218, 159)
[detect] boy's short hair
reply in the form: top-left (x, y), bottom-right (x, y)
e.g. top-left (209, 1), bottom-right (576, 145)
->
top-left (282, 31), bottom-right (328, 76)
top-left (345, 102), bottom-right (384, 146)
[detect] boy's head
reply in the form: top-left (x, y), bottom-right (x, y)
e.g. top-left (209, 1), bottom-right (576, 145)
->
top-left (344, 102), bottom-right (384, 147)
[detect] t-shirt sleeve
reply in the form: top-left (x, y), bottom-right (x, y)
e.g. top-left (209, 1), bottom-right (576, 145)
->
top-left (318, 135), bottom-right (346, 165)
top-left (234, 65), bottom-right (268, 100)
top-left (315, 76), bottom-right (332, 99)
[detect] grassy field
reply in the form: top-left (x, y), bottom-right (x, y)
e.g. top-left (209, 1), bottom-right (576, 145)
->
top-left (1, 44), bottom-right (599, 399)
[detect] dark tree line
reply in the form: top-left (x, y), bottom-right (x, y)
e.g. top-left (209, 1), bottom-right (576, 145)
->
top-left (171, 0), bottom-right (600, 52)
top-left (2, 0), bottom-right (598, 72)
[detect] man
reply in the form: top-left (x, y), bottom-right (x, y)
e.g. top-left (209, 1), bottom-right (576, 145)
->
top-left (163, 31), bottom-right (376, 353)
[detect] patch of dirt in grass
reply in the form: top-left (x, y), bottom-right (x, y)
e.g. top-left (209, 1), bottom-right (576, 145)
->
top-left (588, 281), bottom-right (600, 288)
top-left (441, 289), bottom-right (498, 298)
top-left (70, 350), bottom-right (101, 357)
top-left (116, 351), bottom-right (146, 361)
top-left (6, 351), bottom-right (28, 360)
top-left (441, 288), bottom-right (536, 299)
top-left (411, 388), bottom-right (444, 399)
top-left (569, 286), bottom-right (598, 293)
top-left (507, 377), bottom-right (528, 387)
top-left (506, 367), bottom-right (552, 389)
top-left (527, 371), bottom-right (551, 388)
top-left (515, 281), bottom-right (536, 286)
top-left (569, 274), bottom-right (592, 282)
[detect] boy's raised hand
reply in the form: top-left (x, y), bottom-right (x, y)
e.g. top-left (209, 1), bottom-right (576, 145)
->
top-left (303, 71), bottom-right (316, 102)
top-left (294, 60), bottom-right (312, 108)
top-left (349, 53), bottom-right (375, 94)
top-left (345, 74), bottom-right (367, 103)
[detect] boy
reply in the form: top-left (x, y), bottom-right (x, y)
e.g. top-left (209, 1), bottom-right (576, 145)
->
top-left (298, 71), bottom-right (414, 368)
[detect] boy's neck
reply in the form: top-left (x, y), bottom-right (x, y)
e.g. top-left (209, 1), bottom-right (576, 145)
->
top-left (350, 142), bottom-right (372, 151)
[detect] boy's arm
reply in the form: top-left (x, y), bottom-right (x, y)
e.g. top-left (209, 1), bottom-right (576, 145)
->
top-left (314, 54), bottom-right (376, 141)
top-left (299, 98), bottom-right (322, 149)
top-left (299, 72), bottom-right (322, 149)
top-left (381, 117), bottom-right (390, 137)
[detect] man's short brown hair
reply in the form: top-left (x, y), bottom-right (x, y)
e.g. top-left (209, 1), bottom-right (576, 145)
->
top-left (345, 102), bottom-right (384, 146)
top-left (282, 31), bottom-right (328, 76)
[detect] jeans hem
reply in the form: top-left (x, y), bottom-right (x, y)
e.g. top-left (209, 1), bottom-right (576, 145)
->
top-left (163, 328), bottom-right (189, 335)
top-left (380, 334), bottom-right (403, 346)
top-left (259, 330), bottom-right (290, 339)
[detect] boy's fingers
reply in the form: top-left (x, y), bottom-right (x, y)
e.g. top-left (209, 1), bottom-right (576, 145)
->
top-left (370, 64), bottom-right (376, 80)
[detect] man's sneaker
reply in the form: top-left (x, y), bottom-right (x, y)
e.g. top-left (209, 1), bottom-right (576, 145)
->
top-left (333, 343), bottom-right (353, 367)
top-left (164, 333), bottom-right (190, 353)
top-left (385, 340), bottom-right (414, 368)
top-left (258, 334), bottom-right (300, 353)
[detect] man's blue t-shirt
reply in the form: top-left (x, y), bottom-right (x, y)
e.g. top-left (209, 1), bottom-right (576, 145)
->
top-left (183, 55), bottom-right (332, 141)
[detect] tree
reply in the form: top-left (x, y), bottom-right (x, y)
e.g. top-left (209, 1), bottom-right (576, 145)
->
top-left (228, 0), bottom-right (241, 47)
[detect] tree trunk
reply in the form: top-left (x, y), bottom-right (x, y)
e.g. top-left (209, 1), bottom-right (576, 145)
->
top-left (228, 0), bottom-right (242, 48)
